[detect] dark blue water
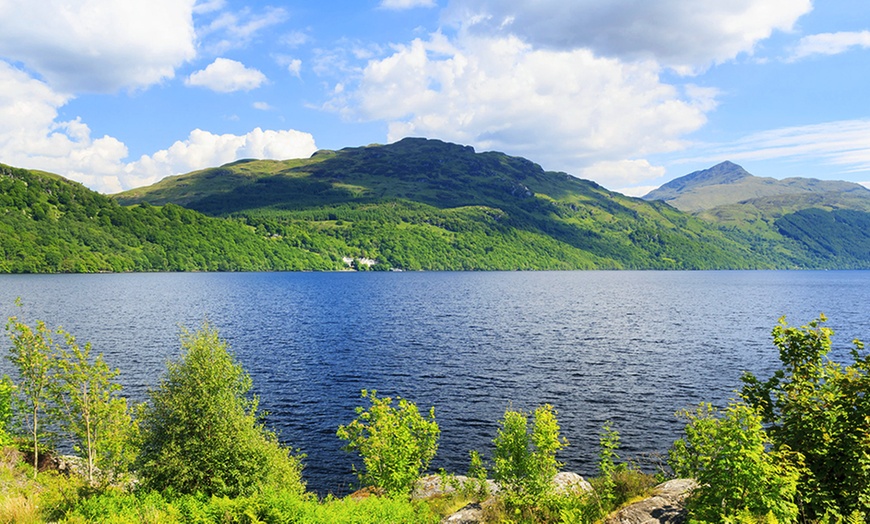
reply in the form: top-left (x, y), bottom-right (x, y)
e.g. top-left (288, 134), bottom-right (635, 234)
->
top-left (1, 271), bottom-right (868, 495)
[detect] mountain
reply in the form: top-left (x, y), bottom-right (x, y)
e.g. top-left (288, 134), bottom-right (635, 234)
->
top-left (643, 161), bottom-right (870, 266)
top-left (643, 161), bottom-right (870, 213)
top-left (4, 141), bottom-right (870, 273)
top-left (113, 137), bottom-right (790, 270)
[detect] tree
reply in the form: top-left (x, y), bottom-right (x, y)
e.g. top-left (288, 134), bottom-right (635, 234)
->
top-left (337, 389), bottom-right (439, 496)
top-left (669, 401), bottom-right (802, 523)
top-left (51, 331), bottom-right (135, 484)
top-left (136, 323), bottom-right (304, 497)
top-left (741, 315), bottom-right (870, 520)
top-left (5, 313), bottom-right (57, 477)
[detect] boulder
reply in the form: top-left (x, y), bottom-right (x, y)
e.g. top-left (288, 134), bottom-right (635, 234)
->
top-left (604, 478), bottom-right (698, 524)
top-left (553, 471), bottom-right (593, 494)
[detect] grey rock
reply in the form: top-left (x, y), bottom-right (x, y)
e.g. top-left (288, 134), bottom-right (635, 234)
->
top-left (604, 479), bottom-right (698, 524)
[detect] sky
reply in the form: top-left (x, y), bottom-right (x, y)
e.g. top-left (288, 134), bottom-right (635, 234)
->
top-left (0, 0), bottom-right (868, 196)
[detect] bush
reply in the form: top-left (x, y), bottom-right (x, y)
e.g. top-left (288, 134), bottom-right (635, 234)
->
top-left (742, 315), bottom-right (870, 519)
top-left (337, 389), bottom-right (439, 496)
top-left (136, 323), bottom-right (304, 497)
top-left (0, 375), bottom-right (12, 447)
top-left (492, 404), bottom-right (567, 500)
top-left (669, 401), bottom-right (802, 523)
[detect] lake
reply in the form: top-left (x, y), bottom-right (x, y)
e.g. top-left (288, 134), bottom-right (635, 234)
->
top-left (1, 270), bottom-right (868, 494)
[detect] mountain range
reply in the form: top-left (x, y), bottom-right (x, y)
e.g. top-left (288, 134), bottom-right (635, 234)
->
top-left (2, 138), bottom-right (869, 272)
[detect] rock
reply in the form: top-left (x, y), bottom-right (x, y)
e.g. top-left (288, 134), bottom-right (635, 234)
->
top-left (442, 502), bottom-right (485, 524)
top-left (604, 479), bottom-right (698, 524)
top-left (412, 474), bottom-right (498, 500)
top-left (553, 471), bottom-right (593, 494)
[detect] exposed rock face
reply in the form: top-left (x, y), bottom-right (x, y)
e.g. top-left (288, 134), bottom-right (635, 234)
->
top-left (604, 479), bottom-right (698, 524)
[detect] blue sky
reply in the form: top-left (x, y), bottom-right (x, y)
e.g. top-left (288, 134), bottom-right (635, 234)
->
top-left (0, 0), bottom-right (868, 196)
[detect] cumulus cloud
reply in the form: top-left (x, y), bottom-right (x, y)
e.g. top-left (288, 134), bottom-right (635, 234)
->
top-left (380, 0), bottom-right (436, 9)
top-left (186, 58), bottom-right (267, 92)
top-left (330, 32), bottom-right (716, 188)
top-left (0, 60), bottom-right (316, 193)
top-left (580, 159), bottom-right (667, 189)
top-left (125, 128), bottom-right (317, 189)
top-left (0, 61), bottom-right (129, 192)
top-left (442, 0), bottom-right (812, 72)
top-left (790, 31), bottom-right (870, 61)
top-left (0, 0), bottom-right (196, 93)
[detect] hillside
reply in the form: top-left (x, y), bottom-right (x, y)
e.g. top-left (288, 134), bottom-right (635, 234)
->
top-left (643, 161), bottom-right (870, 266)
top-left (5, 140), bottom-right (870, 272)
top-left (114, 138), bottom-right (792, 270)
top-left (0, 163), bottom-right (337, 272)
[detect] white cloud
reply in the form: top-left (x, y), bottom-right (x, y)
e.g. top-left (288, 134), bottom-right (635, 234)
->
top-left (680, 119), bottom-right (870, 174)
top-left (380, 0), bottom-right (436, 9)
top-left (579, 159), bottom-right (667, 189)
top-left (330, 32), bottom-right (715, 188)
top-left (0, 60), bottom-right (316, 193)
top-left (790, 31), bottom-right (870, 61)
top-left (186, 58), bottom-right (267, 92)
top-left (0, 0), bottom-right (196, 93)
top-left (0, 61), bottom-right (129, 192)
top-left (125, 128), bottom-right (317, 189)
top-left (443, 0), bottom-right (812, 72)
top-left (252, 101), bottom-right (273, 111)
top-left (197, 6), bottom-right (288, 54)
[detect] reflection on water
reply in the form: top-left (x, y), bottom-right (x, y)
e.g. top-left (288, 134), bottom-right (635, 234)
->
top-left (1, 270), bottom-right (868, 494)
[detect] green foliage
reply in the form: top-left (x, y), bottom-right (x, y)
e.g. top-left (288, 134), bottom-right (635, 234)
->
top-left (5, 313), bottom-right (57, 476)
top-left (492, 404), bottom-right (567, 500)
top-left (741, 315), bottom-right (870, 520)
top-left (0, 375), bottom-right (13, 447)
top-left (136, 323), bottom-right (304, 497)
top-left (669, 401), bottom-right (802, 523)
top-left (50, 331), bottom-right (136, 484)
top-left (596, 421), bottom-right (620, 507)
top-left (336, 389), bottom-right (439, 496)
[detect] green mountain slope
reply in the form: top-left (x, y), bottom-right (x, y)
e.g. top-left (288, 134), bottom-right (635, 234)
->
top-left (6, 140), bottom-right (870, 273)
top-left (0, 163), bottom-right (337, 272)
top-left (642, 161), bottom-right (870, 268)
top-left (115, 138), bottom-right (790, 270)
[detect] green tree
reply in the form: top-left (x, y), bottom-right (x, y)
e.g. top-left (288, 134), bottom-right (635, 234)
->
top-left (492, 404), bottom-right (567, 499)
top-left (337, 389), bottom-right (439, 496)
top-left (51, 331), bottom-right (136, 484)
top-left (136, 323), bottom-right (304, 497)
top-left (741, 315), bottom-right (870, 519)
top-left (5, 313), bottom-right (57, 477)
top-left (670, 401), bottom-right (802, 523)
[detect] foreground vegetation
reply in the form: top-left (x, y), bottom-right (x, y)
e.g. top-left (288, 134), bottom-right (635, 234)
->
top-left (1, 309), bottom-right (868, 522)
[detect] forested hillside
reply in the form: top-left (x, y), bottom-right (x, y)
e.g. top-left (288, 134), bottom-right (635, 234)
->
top-left (0, 163), bottom-right (336, 272)
top-left (4, 138), bottom-right (870, 272)
top-left (114, 138), bottom-right (798, 270)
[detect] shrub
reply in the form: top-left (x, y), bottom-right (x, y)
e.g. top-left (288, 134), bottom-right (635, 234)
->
top-left (0, 375), bottom-right (13, 447)
top-left (136, 323), bottom-right (304, 497)
top-left (669, 401), bottom-right (802, 523)
top-left (492, 404), bottom-right (567, 500)
top-left (337, 389), bottom-right (439, 496)
top-left (742, 315), bottom-right (870, 519)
